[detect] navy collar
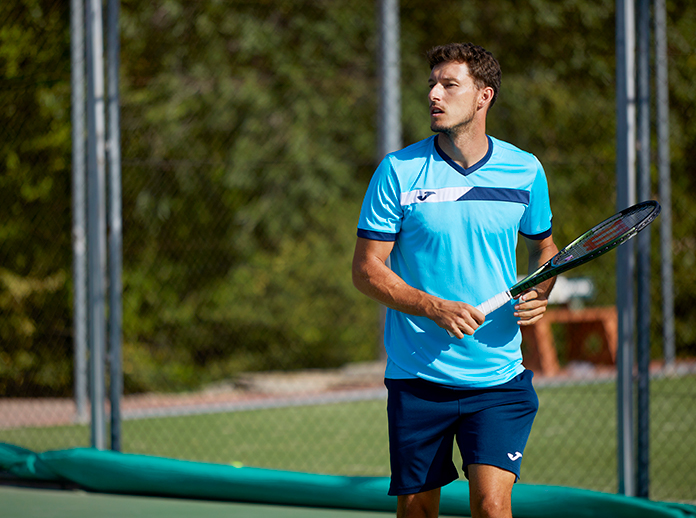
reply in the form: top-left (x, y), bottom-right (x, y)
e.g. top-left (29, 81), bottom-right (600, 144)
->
top-left (434, 135), bottom-right (493, 176)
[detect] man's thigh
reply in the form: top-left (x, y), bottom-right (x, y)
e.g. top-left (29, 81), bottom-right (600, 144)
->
top-left (385, 378), bottom-right (461, 496)
top-left (456, 370), bottom-right (538, 481)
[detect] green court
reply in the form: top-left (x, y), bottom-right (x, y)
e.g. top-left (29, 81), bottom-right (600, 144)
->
top-left (2, 445), bottom-right (695, 518)
top-left (2, 485), bottom-right (453, 518)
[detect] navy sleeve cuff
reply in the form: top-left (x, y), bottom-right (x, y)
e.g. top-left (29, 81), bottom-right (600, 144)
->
top-left (519, 224), bottom-right (553, 240)
top-left (357, 229), bottom-right (397, 241)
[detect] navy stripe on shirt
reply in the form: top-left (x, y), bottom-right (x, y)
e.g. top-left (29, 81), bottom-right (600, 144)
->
top-left (456, 186), bottom-right (530, 205)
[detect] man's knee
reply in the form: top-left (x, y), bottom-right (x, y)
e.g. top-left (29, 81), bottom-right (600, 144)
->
top-left (468, 464), bottom-right (514, 518)
top-left (470, 493), bottom-right (511, 518)
top-left (396, 488), bottom-right (441, 518)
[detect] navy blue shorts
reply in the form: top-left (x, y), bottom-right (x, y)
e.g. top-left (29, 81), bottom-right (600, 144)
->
top-left (385, 370), bottom-right (538, 496)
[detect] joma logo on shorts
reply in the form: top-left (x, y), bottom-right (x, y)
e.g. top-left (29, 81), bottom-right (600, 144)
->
top-left (507, 452), bottom-right (523, 461)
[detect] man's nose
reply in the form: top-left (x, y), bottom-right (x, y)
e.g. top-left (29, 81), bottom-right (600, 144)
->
top-left (428, 84), bottom-right (442, 101)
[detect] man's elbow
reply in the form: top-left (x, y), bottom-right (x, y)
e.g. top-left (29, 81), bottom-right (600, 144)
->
top-left (352, 264), bottom-right (368, 293)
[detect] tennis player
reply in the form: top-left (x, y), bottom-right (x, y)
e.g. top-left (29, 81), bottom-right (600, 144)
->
top-left (352, 43), bottom-right (559, 518)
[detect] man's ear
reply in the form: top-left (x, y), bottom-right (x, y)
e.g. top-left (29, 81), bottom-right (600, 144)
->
top-left (478, 87), bottom-right (495, 110)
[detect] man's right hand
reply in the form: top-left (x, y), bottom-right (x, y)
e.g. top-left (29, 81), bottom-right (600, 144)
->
top-left (425, 299), bottom-right (485, 339)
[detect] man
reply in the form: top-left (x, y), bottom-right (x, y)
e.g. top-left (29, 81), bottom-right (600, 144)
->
top-left (352, 43), bottom-right (559, 518)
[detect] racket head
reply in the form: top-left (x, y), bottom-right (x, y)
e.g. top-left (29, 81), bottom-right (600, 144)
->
top-left (509, 200), bottom-right (660, 297)
top-left (551, 200), bottom-right (660, 268)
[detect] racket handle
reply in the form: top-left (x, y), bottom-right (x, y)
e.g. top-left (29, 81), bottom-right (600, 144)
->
top-left (446, 290), bottom-right (513, 337)
top-left (476, 290), bottom-right (513, 316)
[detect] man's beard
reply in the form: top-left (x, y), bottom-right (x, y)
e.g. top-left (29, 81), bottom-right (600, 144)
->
top-left (430, 113), bottom-right (475, 137)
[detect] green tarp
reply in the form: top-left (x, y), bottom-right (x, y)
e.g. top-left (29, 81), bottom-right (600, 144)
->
top-left (1, 443), bottom-right (694, 518)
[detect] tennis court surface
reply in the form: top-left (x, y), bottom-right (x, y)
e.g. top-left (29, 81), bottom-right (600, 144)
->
top-left (1, 485), bottom-right (427, 518)
top-left (1, 444), bottom-right (694, 518)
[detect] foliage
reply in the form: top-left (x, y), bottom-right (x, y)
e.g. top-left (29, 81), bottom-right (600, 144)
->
top-left (116, 0), bottom-right (379, 393)
top-left (0, 0), bottom-right (694, 396)
top-left (0, 0), bottom-right (72, 396)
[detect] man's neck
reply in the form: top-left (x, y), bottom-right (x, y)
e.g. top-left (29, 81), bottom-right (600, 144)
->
top-left (436, 131), bottom-right (489, 170)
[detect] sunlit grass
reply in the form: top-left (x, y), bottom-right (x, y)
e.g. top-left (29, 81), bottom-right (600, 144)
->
top-left (2, 376), bottom-right (694, 502)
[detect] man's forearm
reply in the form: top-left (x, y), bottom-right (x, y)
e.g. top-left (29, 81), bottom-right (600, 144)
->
top-left (526, 235), bottom-right (559, 299)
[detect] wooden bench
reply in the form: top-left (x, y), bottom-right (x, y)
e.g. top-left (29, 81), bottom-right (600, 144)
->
top-left (521, 306), bottom-right (618, 376)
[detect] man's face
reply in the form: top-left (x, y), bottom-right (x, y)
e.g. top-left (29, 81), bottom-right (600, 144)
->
top-left (427, 61), bottom-right (481, 136)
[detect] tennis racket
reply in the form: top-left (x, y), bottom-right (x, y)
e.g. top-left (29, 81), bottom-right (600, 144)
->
top-left (449, 200), bottom-right (660, 335)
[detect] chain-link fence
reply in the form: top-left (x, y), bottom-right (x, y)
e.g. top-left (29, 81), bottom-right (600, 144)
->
top-left (1, 0), bottom-right (695, 504)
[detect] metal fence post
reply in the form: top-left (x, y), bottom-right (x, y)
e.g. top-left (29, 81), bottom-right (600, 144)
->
top-left (636, 0), bottom-right (651, 498)
top-left (376, 0), bottom-right (401, 359)
top-left (107, 0), bottom-right (123, 453)
top-left (86, 0), bottom-right (108, 450)
top-left (654, 0), bottom-right (675, 369)
top-left (71, 0), bottom-right (88, 426)
top-left (615, 0), bottom-right (637, 497)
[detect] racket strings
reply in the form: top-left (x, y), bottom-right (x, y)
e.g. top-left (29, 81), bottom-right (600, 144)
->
top-left (554, 206), bottom-right (655, 264)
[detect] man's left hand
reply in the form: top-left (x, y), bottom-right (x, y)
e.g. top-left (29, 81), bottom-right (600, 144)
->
top-left (513, 288), bottom-right (549, 326)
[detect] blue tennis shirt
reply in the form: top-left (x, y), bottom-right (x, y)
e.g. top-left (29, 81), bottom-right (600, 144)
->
top-left (357, 135), bottom-right (553, 388)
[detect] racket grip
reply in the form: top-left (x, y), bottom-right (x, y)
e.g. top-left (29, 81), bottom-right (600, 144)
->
top-left (446, 290), bottom-right (513, 337)
top-left (476, 290), bottom-right (513, 316)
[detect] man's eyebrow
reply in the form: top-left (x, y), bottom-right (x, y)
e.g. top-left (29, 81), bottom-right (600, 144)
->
top-left (428, 76), bottom-right (459, 84)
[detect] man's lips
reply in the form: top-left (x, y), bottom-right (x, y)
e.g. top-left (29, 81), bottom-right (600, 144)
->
top-left (430, 106), bottom-right (444, 116)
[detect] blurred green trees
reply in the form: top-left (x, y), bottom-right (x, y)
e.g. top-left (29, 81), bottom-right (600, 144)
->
top-left (1, 0), bottom-right (694, 395)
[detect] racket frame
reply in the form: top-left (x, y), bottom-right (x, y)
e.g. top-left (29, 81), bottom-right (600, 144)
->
top-left (507, 200), bottom-right (660, 300)
top-left (464, 199), bottom-right (662, 323)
